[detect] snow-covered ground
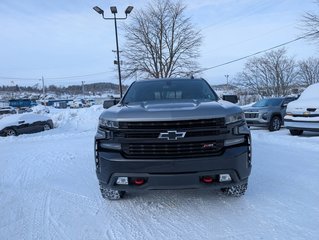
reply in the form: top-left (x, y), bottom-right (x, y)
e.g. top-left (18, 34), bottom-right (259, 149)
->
top-left (1, 107), bottom-right (319, 240)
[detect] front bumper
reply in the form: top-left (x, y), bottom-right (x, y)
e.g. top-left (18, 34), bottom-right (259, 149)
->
top-left (244, 113), bottom-right (269, 127)
top-left (246, 119), bottom-right (269, 127)
top-left (95, 144), bottom-right (251, 191)
top-left (284, 119), bottom-right (319, 131)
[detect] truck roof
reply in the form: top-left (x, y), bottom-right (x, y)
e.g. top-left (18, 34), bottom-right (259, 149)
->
top-left (135, 78), bottom-right (203, 82)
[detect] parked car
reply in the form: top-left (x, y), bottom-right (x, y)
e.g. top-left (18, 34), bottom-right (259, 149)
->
top-left (0, 107), bottom-right (17, 116)
top-left (70, 99), bottom-right (84, 108)
top-left (17, 107), bottom-right (33, 113)
top-left (284, 83), bottom-right (319, 135)
top-left (103, 98), bottom-right (120, 109)
top-left (242, 97), bottom-right (297, 131)
top-left (0, 113), bottom-right (53, 137)
top-left (222, 95), bottom-right (239, 104)
top-left (83, 99), bottom-right (95, 107)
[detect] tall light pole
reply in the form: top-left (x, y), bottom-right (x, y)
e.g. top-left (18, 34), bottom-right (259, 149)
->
top-left (40, 76), bottom-right (45, 97)
top-left (224, 74), bottom-right (229, 91)
top-left (93, 5), bottom-right (134, 98)
top-left (81, 81), bottom-right (85, 96)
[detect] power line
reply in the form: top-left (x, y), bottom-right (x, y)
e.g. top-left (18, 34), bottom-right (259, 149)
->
top-left (196, 30), bottom-right (319, 74)
top-left (200, 1), bottom-right (275, 31)
top-left (1, 31), bottom-right (318, 80)
top-left (0, 76), bottom-right (38, 80)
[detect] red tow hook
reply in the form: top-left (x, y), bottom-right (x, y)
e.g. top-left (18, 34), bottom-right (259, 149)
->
top-left (133, 178), bottom-right (145, 185)
top-left (202, 176), bottom-right (214, 183)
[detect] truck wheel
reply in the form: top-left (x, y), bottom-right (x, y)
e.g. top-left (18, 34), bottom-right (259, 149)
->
top-left (221, 183), bottom-right (248, 197)
top-left (43, 123), bottom-right (51, 131)
top-left (5, 128), bottom-right (17, 136)
top-left (289, 129), bottom-right (303, 136)
top-left (99, 184), bottom-right (125, 200)
top-left (268, 116), bottom-right (281, 131)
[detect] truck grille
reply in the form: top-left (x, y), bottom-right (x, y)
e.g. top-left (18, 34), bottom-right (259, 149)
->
top-left (114, 118), bottom-right (228, 158)
top-left (119, 118), bottom-right (225, 129)
top-left (122, 141), bottom-right (224, 159)
top-left (245, 112), bottom-right (259, 119)
top-left (114, 129), bottom-right (227, 139)
top-left (291, 114), bottom-right (319, 117)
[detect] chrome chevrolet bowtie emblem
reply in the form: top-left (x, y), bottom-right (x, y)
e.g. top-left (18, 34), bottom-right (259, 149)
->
top-left (158, 130), bottom-right (186, 140)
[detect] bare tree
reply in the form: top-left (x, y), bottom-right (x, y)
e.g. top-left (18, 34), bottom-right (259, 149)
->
top-left (297, 57), bottom-right (319, 86)
top-left (236, 48), bottom-right (298, 97)
top-left (301, 0), bottom-right (319, 44)
top-left (122, 0), bottom-right (202, 79)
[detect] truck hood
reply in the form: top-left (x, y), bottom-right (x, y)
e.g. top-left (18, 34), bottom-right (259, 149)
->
top-left (100, 100), bottom-right (241, 121)
top-left (241, 106), bottom-right (270, 112)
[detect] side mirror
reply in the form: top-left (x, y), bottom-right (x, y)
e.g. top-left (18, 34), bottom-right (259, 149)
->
top-left (222, 95), bottom-right (238, 104)
top-left (103, 98), bottom-right (120, 109)
top-left (282, 103), bottom-right (288, 108)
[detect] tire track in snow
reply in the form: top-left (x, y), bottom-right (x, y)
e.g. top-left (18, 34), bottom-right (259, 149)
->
top-left (46, 192), bottom-right (71, 240)
top-left (29, 189), bottom-right (72, 240)
top-left (95, 196), bottom-right (151, 240)
top-left (96, 192), bottom-right (212, 240)
top-left (30, 190), bottom-right (49, 240)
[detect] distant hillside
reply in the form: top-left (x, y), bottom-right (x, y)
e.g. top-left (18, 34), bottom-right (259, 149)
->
top-left (0, 82), bottom-right (128, 95)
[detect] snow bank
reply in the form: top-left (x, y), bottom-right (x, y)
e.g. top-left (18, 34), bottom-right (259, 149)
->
top-left (31, 105), bottom-right (50, 114)
top-left (48, 105), bottom-right (104, 131)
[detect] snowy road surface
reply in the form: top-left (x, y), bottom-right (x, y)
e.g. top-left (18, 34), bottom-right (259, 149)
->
top-left (1, 108), bottom-right (319, 240)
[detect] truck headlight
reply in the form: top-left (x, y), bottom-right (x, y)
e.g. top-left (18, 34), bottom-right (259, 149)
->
top-left (261, 112), bottom-right (268, 120)
top-left (225, 112), bottom-right (244, 124)
top-left (99, 119), bottom-right (119, 129)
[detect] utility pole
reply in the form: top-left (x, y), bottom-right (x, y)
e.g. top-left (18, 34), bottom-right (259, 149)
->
top-left (41, 76), bottom-right (45, 96)
top-left (81, 81), bottom-right (85, 96)
top-left (224, 74), bottom-right (230, 91)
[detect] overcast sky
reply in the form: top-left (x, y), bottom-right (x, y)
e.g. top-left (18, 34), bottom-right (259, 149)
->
top-left (0, 0), bottom-right (318, 87)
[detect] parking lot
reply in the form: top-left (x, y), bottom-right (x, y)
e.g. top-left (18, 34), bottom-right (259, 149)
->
top-left (0, 107), bottom-right (318, 240)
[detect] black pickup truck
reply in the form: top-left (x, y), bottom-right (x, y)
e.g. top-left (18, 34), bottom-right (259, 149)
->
top-left (95, 78), bottom-right (252, 200)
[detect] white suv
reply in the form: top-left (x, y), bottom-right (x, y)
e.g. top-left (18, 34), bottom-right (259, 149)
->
top-left (284, 83), bottom-right (319, 135)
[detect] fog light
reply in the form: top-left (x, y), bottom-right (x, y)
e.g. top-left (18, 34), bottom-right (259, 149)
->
top-left (224, 137), bottom-right (245, 146)
top-left (100, 143), bottom-right (121, 150)
top-left (95, 129), bottom-right (106, 139)
top-left (116, 177), bottom-right (128, 185)
top-left (219, 174), bottom-right (232, 182)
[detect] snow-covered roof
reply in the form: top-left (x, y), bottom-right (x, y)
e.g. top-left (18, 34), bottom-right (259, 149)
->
top-left (299, 83), bottom-right (319, 100)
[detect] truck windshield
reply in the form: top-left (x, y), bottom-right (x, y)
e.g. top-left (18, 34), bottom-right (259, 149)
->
top-left (253, 98), bottom-right (283, 107)
top-left (122, 79), bottom-right (218, 103)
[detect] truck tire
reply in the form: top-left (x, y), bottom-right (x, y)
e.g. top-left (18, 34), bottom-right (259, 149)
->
top-left (221, 183), bottom-right (248, 197)
top-left (5, 128), bottom-right (17, 136)
top-left (99, 184), bottom-right (125, 200)
top-left (43, 123), bottom-right (51, 131)
top-left (268, 116), bottom-right (281, 131)
top-left (289, 129), bottom-right (303, 136)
